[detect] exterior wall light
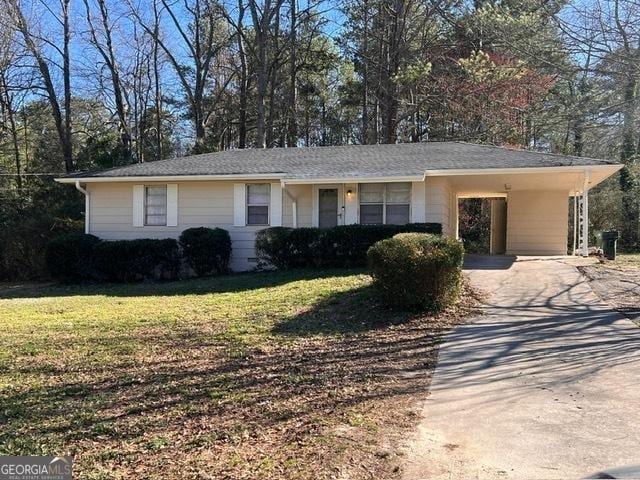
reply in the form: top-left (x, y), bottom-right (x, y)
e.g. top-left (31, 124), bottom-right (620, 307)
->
top-left (346, 189), bottom-right (353, 198)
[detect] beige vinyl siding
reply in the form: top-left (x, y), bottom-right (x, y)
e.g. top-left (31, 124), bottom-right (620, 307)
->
top-left (425, 177), bottom-right (453, 236)
top-left (282, 180), bottom-right (448, 232)
top-left (282, 184), bottom-right (313, 227)
top-left (506, 190), bottom-right (569, 255)
top-left (87, 180), bottom-right (279, 271)
top-left (90, 180), bottom-right (444, 271)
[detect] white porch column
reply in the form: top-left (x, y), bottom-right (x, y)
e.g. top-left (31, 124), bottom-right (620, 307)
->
top-left (344, 183), bottom-right (358, 224)
top-left (270, 182), bottom-right (283, 226)
top-left (282, 182), bottom-right (298, 228)
top-left (581, 171), bottom-right (590, 257)
top-left (573, 190), bottom-right (578, 255)
top-left (410, 181), bottom-right (426, 223)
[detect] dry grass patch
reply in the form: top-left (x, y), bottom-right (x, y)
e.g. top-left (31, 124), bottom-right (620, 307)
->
top-left (615, 253), bottom-right (640, 268)
top-left (0, 269), bottom-right (479, 479)
top-left (579, 254), bottom-right (640, 323)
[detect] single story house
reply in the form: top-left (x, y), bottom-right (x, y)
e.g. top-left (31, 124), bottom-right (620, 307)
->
top-left (56, 142), bottom-right (622, 271)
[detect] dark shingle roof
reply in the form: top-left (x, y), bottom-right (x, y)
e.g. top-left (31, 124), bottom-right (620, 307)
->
top-left (66, 142), bottom-right (618, 180)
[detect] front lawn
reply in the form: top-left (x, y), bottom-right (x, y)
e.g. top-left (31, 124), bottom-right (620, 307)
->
top-left (0, 270), bottom-right (476, 480)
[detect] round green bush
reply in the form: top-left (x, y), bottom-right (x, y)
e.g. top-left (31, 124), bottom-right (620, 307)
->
top-left (179, 227), bottom-right (232, 276)
top-left (367, 233), bottom-right (464, 311)
top-left (94, 238), bottom-right (180, 282)
top-left (45, 233), bottom-right (102, 282)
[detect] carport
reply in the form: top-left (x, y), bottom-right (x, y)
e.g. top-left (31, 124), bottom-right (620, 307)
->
top-left (435, 166), bottom-right (617, 256)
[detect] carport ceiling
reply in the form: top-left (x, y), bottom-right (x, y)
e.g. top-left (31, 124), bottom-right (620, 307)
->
top-left (440, 167), bottom-right (618, 198)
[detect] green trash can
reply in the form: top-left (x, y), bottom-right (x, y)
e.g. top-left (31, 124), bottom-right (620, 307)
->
top-left (602, 230), bottom-right (618, 260)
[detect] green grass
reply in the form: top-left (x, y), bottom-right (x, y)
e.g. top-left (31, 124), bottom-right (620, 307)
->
top-left (0, 268), bottom-right (455, 479)
top-left (0, 269), bottom-right (373, 363)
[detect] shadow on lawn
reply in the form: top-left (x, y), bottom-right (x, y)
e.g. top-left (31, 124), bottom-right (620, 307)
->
top-left (273, 284), bottom-right (418, 335)
top-left (0, 268), bottom-right (361, 300)
top-left (0, 281), bottom-right (452, 478)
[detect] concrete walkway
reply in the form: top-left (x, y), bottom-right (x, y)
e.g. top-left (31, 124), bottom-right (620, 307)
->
top-left (402, 256), bottom-right (640, 480)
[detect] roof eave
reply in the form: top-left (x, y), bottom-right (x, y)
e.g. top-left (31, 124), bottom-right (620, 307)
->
top-left (424, 164), bottom-right (623, 176)
top-left (282, 175), bottom-right (426, 184)
top-left (56, 163), bottom-right (623, 184)
top-left (55, 173), bottom-right (285, 183)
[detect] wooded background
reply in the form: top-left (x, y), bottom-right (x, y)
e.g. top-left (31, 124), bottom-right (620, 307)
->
top-left (0, 0), bottom-right (638, 278)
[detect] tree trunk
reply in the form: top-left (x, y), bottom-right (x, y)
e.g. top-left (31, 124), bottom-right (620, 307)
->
top-left (237, 0), bottom-right (248, 149)
top-left (0, 73), bottom-right (21, 188)
top-left (265, 11), bottom-right (280, 147)
top-left (619, 72), bottom-right (638, 246)
top-left (287, 0), bottom-right (297, 147)
top-left (255, 33), bottom-right (268, 148)
top-left (361, 0), bottom-right (369, 144)
top-left (194, 104), bottom-right (207, 152)
top-left (249, 0), bottom-right (283, 148)
top-left (7, 0), bottom-right (74, 172)
top-left (153, 0), bottom-right (163, 160)
top-left (62, 0), bottom-right (73, 169)
top-left (84, 0), bottom-right (134, 163)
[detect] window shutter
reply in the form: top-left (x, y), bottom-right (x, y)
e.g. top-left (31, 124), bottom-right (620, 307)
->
top-left (411, 181), bottom-right (426, 223)
top-left (270, 182), bottom-right (282, 226)
top-left (234, 183), bottom-right (246, 226)
top-left (167, 184), bottom-right (178, 226)
top-left (133, 184), bottom-right (144, 227)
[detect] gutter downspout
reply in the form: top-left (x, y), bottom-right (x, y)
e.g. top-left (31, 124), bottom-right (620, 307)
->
top-left (75, 180), bottom-right (90, 234)
top-left (282, 182), bottom-right (298, 228)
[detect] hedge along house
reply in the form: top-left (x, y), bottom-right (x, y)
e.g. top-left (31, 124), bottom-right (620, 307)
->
top-left (56, 142), bottom-right (622, 271)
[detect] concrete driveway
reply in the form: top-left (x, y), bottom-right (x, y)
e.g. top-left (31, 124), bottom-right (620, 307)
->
top-left (402, 256), bottom-right (640, 480)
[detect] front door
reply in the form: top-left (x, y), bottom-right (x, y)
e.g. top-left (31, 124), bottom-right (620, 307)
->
top-left (319, 188), bottom-right (339, 228)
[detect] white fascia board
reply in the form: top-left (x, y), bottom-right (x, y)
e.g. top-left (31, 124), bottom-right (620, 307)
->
top-left (56, 164), bottom-right (623, 184)
top-left (457, 192), bottom-right (508, 199)
top-left (425, 164), bottom-right (622, 176)
top-left (55, 173), bottom-right (284, 183)
top-left (282, 175), bottom-right (425, 185)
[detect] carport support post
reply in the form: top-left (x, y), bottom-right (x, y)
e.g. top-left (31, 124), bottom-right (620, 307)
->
top-left (581, 172), bottom-right (590, 257)
top-left (573, 190), bottom-right (578, 255)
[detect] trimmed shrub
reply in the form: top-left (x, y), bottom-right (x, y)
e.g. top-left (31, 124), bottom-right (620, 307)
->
top-left (285, 228), bottom-right (322, 267)
top-left (45, 233), bottom-right (102, 282)
top-left (317, 224), bottom-right (441, 267)
top-left (94, 238), bottom-right (180, 282)
top-left (255, 227), bottom-right (294, 269)
top-left (179, 227), bottom-right (232, 276)
top-left (367, 233), bottom-right (464, 311)
top-left (255, 223), bottom-right (442, 269)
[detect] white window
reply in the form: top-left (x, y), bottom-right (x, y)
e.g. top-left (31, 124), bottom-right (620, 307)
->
top-left (360, 183), bottom-right (385, 224)
top-left (247, 183), bottom-right (270, 225)
top-left (145, 185), bottom-right (167, 226)
top-left (385, 182), bottom-right (411, 224)
top-left (359, 182), bottom-right (411, 225)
